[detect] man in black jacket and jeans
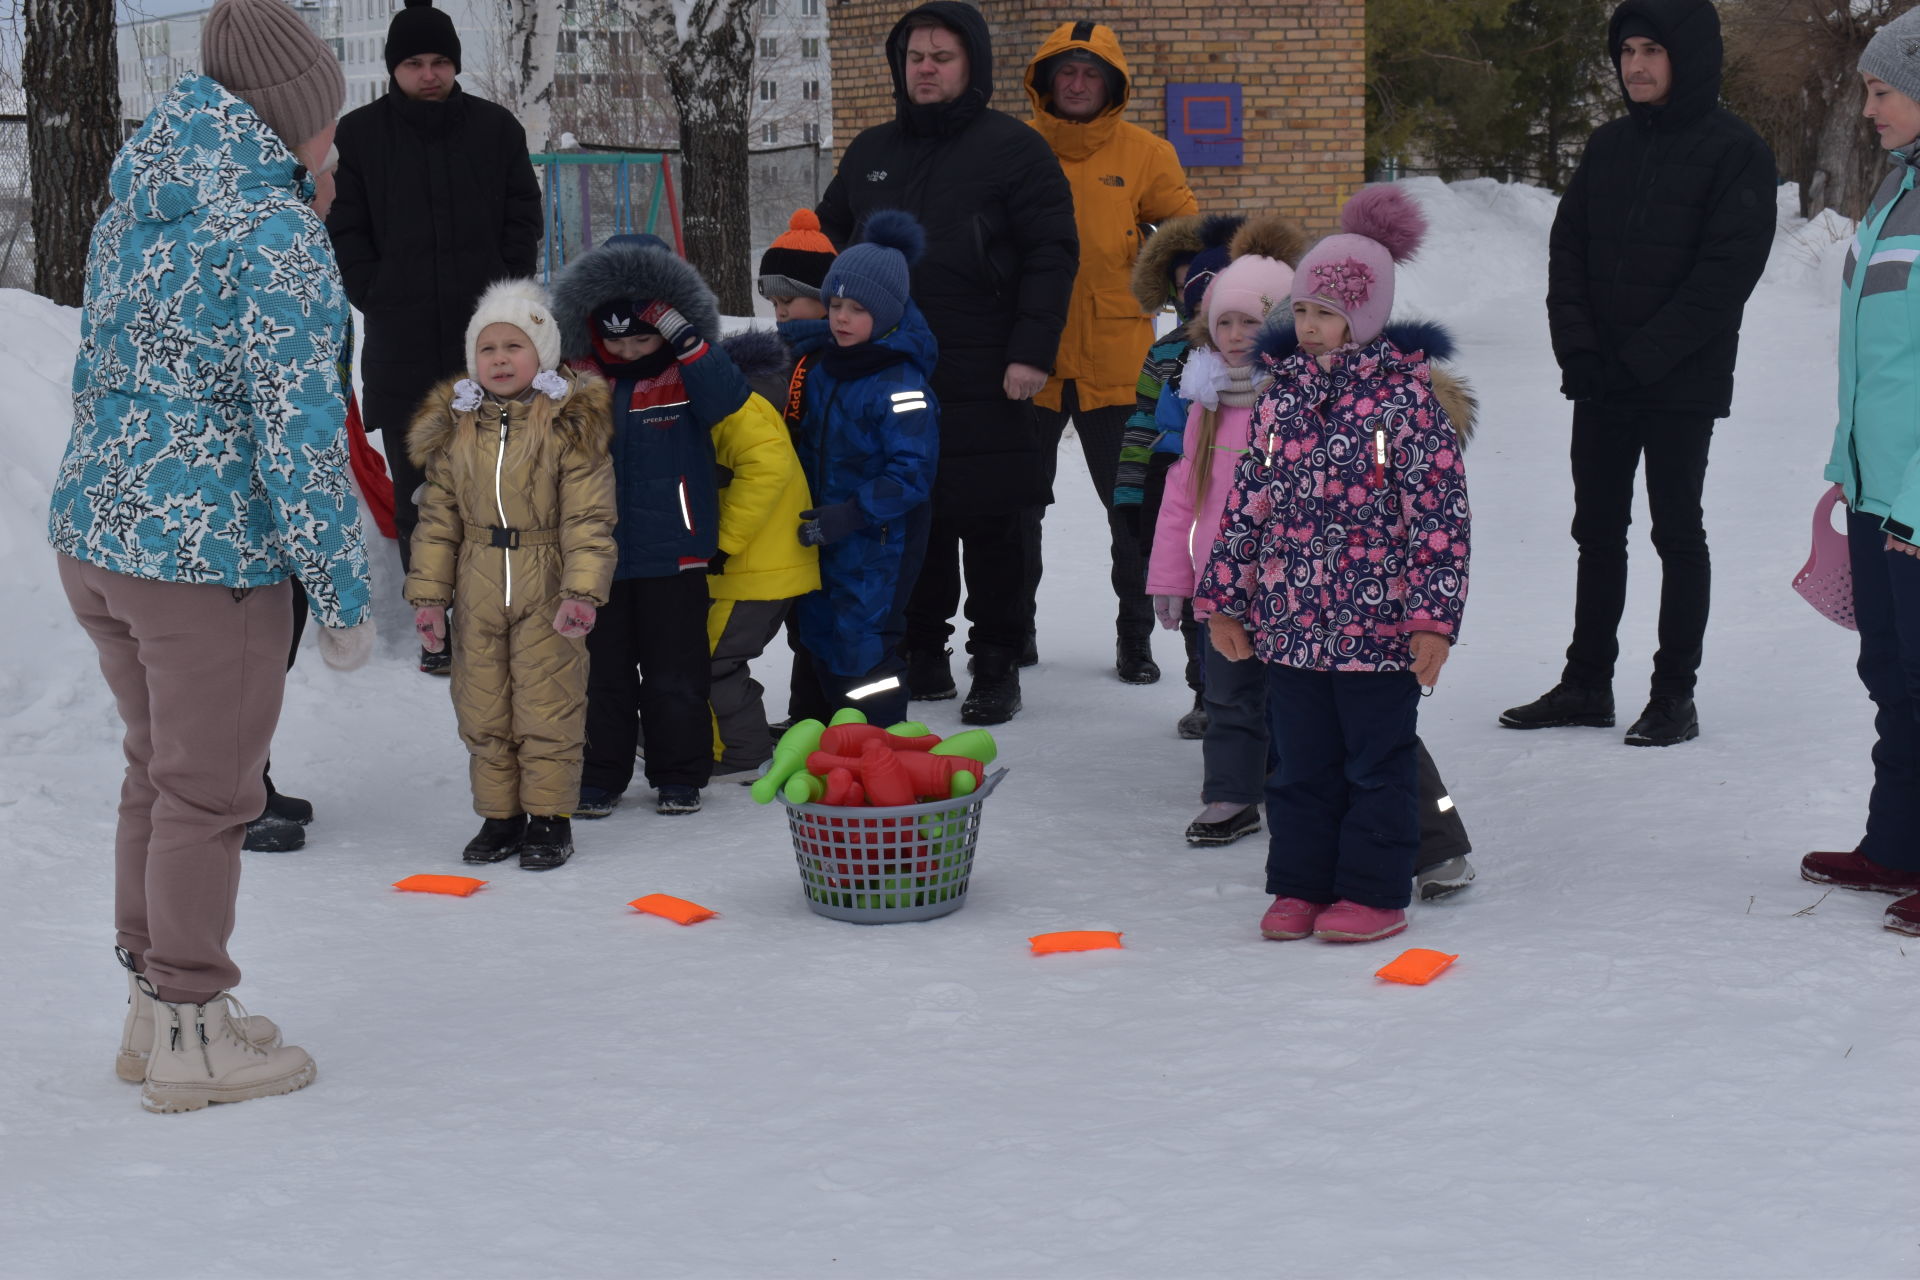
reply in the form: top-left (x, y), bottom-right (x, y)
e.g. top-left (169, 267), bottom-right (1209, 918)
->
top-left (817, 1), bottom-right (1078, 726)
top-left (327, 0), bottom-right (543, 673)
top-left (1501, 0), bottom-right (1774, 746)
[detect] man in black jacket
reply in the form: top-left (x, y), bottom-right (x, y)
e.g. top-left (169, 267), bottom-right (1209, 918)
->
top-left (816, 1), bottom-right (1078, 725)
top-left (327, 0), bottom-right (543, 672)
top-left (1501, 0), bottom-right (1774, 746)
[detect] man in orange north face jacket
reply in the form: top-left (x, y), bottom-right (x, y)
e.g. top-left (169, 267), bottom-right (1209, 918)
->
top-left (1024, 21), bottom-right (1197, 684)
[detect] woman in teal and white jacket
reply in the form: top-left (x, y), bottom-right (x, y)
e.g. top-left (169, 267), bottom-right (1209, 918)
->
top-left (1806, 10), bottom-right (1920, 938)
top-left (46, 0), bottom-right (373, 1113)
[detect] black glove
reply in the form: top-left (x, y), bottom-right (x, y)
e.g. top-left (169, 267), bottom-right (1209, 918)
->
top-left (639, 300), bottom-right (706, 360)
top-left (798, 502), bottom-right (865, 548)
top-left (706, 549), bottom-right (730, 575)
top-left (1602, 354), bottom-right (1638, 394)
top-left (1559, 352), bottom-right (1605, 403)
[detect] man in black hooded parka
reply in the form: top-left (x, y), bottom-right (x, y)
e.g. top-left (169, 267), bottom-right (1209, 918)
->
top-left (817, 1), bottom-right (1078, 725)
top-left (1502, 0), bottom-right (1774, 748)
top-left (327, 0), bottom-right (543, 672)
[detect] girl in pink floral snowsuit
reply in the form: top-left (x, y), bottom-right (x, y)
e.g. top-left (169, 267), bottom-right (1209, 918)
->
top-left (1198, 187), bottom-right (1470, 944)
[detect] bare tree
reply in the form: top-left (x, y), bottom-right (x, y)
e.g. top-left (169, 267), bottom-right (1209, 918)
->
top-left (23, 0), bottom-right (119, 304)
top-left (638, 0), bottom-right (758, 313)
top-left (503, 0), bottom-right (563, 153)
top-left (1723, 0), bottom-right (1908, 220)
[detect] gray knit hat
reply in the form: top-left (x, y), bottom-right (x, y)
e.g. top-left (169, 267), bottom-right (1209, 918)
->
top-left (202, 0), bottom-right (346, 150)
top-left (1861, 7), bottom-right (1920, 106)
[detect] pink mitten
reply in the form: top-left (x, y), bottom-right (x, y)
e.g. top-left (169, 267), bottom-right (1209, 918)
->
top-left (553, 598), bottom-right (597, 638)
top-left (414, 605), bottom-right (447, 653)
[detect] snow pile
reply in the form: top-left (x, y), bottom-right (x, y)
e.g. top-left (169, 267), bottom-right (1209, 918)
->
top-left (3, 181), bottom-right (1915, 1280)
top-left (1393, 175), bottom-right (1562, 317)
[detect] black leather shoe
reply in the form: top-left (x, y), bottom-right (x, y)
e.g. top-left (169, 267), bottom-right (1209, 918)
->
top-left (906, 647), bottom-right (957, 701)
top-left (1624, 696), bottom-right (1698, 747)
top-left (518, 816), bottom-right (574, 870)
top-left (462, 815), bottom-right (527, 864)
top-left (1498, 681), bottom-right (1614, 729)
top-left (1117, 637), bottom-right (1161, 685)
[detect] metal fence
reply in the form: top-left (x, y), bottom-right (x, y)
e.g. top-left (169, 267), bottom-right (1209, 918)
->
top-left (0, 116), bottom-right (35, 291)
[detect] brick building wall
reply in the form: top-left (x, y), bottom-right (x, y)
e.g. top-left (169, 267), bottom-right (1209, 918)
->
top-left (826, 0), bottom-right (1365, 235)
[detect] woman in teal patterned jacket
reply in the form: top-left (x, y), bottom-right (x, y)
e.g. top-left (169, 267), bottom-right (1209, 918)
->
top-left (46, 0), bottom-right (372, 1114)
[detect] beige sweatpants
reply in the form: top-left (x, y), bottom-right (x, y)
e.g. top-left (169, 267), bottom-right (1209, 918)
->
top-left (59, 555), bottom-right (292, 1004)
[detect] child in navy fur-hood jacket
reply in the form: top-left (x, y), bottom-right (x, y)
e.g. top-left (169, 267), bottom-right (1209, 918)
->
top-left (1199, 186), bottom-right (1471, 946)
top-left (550, 234), bottom-right (753, 814)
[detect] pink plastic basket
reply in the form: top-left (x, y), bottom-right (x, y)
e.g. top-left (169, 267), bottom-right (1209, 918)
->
top-left (1792, 484), bottom-right (1857, 631)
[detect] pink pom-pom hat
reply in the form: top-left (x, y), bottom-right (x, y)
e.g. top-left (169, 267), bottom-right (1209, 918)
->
top-left (1205, 253), bottom-right (1296, 342)
top-left (1290, 185), bottom-right (1428, 346)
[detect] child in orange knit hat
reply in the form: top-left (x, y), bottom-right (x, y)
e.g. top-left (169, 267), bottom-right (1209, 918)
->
top-left (757, 209), bottom-right (838, 322)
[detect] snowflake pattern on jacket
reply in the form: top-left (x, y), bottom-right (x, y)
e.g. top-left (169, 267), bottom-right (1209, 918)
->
top-left (47, 76), bottom-right (370, 628)
top-left (1197, 328), bottom-right (1470, 672)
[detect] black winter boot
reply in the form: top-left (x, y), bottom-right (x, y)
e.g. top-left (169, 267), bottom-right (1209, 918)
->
top-left (1176, 692), bottom-right (1209, 740)
top-left (1498, 681), bottom-right (1614, 730)
top-left (961, 647), bottom-right (1022, 725)
top-left (906, 646), bottom-right (958, 701)
top-left (263, 780), bottom-right (313, 825)
top-left (1624, 696), bottom-right (1699, 747)
top-left (1116, 636), bottom-right (1160, 685)
top-left (243, 814), bottom-right (305, 852)
top-left (462, 815), bottom-right (527, 864)
top-left (518, 816), bottom-right (575, 870)
top-left (243, 773), bottom-right (310, 852)
top-left (969, 636), bottom-right (1039, 675)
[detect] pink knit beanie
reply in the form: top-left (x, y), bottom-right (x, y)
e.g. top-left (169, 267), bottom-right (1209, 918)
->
top-left (1290, 186), bottom-right (1427, 346)
top-left (1205, 253), bottom-right (1294, 343)
top-left (202, 0), bottom-right (346, 151)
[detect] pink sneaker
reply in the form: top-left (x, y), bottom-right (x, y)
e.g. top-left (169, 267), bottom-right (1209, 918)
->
top-left (1313, 900), bottom-right (1408, 943)
top-left (1259, 897), bottom-right (1326, 940)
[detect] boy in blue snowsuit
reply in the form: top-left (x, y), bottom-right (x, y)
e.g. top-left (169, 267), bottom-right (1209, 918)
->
top-left (778, 211), bottom-right (940, 729)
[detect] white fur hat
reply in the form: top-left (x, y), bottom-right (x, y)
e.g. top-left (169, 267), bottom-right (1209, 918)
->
top-left (465, 279), bottom-right (563, 377)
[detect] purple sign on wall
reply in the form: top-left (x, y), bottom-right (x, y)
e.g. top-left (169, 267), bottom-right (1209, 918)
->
top-left (1166, 83), bottom-right (1243, 167)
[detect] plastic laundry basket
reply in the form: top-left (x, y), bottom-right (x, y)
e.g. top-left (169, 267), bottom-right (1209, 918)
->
top-left (781, 769), bottom-right (1007, 923)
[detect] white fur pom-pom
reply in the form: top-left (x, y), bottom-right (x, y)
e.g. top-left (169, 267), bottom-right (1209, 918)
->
top-left (451, 379), bottom-right (483, 412)
top-left (1179, 347), bottom-right (1233, 411)
top-left (532, 369), bottom-right (569, 401)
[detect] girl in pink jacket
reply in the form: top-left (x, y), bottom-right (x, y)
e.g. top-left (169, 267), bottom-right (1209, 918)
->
top-left (1148, 247), bottom-right (1295, 848)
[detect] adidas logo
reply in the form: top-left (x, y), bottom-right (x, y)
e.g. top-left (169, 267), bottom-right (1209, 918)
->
top-left (603, 314), bottom-right (632, 334)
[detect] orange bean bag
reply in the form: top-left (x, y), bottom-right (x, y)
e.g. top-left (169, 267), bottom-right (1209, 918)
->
top-left (627, 893), bottom-right (717, 925)
top-left (1029, 930), bottom-right (1124, 955)
top-left (1375, 949), bottom-right (1458, 985)
top-left (393, 874), bottom-right (488, 897)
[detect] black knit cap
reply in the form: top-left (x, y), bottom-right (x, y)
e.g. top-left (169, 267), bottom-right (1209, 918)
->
top-left (756, 209), bottom-right (838, 300)
top-left (386, 0), bottom-right (461, 74)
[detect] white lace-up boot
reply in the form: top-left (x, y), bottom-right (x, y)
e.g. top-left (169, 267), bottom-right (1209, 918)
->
top-left (138, 982), bottom-right (315, 1114)
top-left (115, 949), bottom-right (280, 1083)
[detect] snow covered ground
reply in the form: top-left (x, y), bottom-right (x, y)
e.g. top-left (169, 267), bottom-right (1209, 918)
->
top-left (3, 180), bottom-right (1914, 1280)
